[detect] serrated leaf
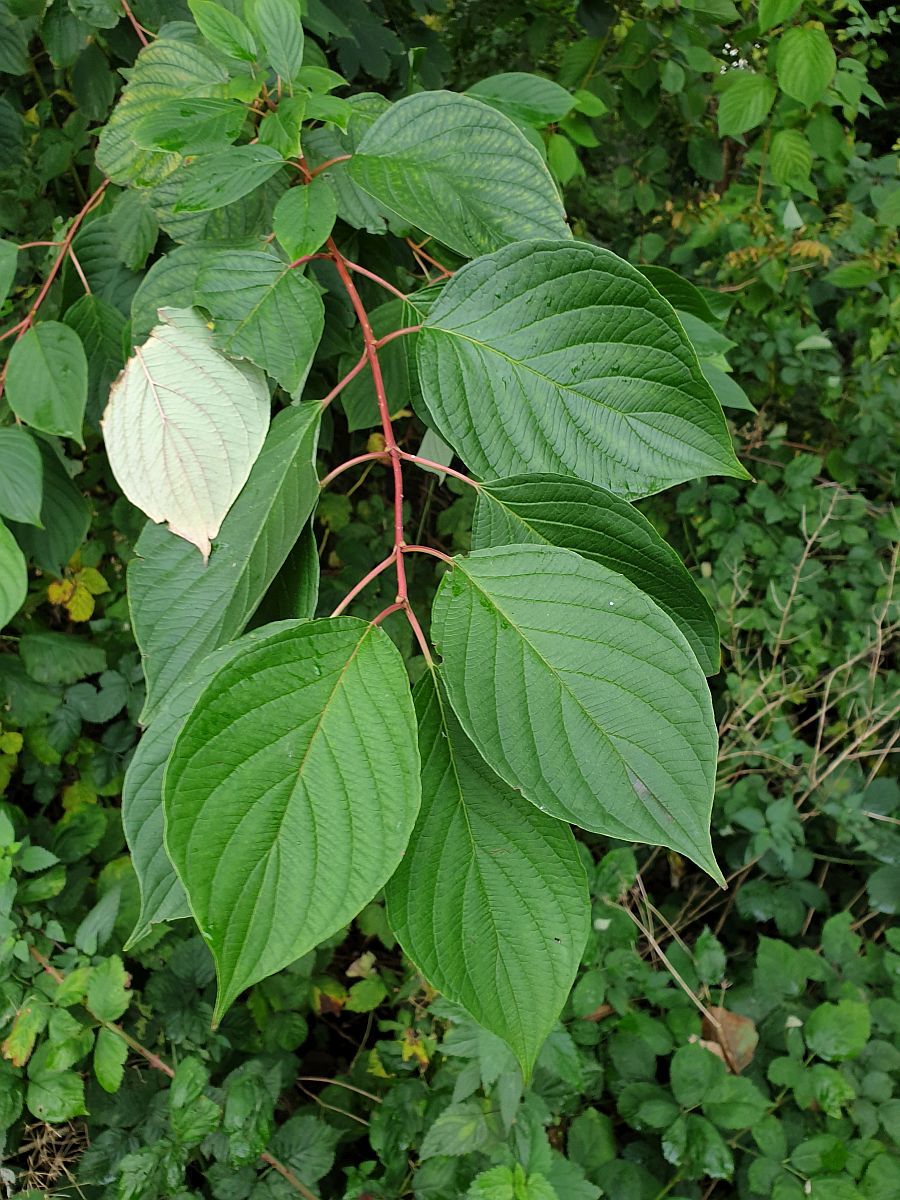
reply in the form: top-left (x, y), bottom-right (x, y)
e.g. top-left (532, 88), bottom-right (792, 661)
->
top-left (129, 402), bottom-right (321, 722)
top-left (273, 177), bottom-right (338, 259)
top-left (0, 519), bottom-right (26, 630)
top-left (108, 189), bottom-right (159, 270)
top-left (173, 144), bottom-right (285, 213)
top-left (386, 674), bottom-right (588, 1077)
top-left (472, 474), bottom-right (720, 674)
top-left (189, 0), bottom-right (257, 61)
top-left (418, 239), bottom-right (747, 498)
top-left (164, 618), bottom-right (421, 1019)
top-left (247, 0), bottom-right (304, 83)
top-left (86, 956), bottom-right (131, 1022)
top-left (130, 242), bottom-right (224, 343)
top-left (465, 72), bottom-right (574, 127)
top-left (25, 1070), bottom-right (86, 1122)
top-left (6, 322), bottom-right (87, 442)
top-left (777, 27), bottom-right (835, 109)
top-left (194, 250), bottom-right (324, 394)
top-left (348, 91), bottom-right (570, 259)
top-left (133, 96), bottom-right (248, 154)
top-left (102, 307), bottom-right (270, 560)
top-left (432, 546), bottom-right (722, 880)
top-left (0, 427), bottom-right (43, 526)
top-left (6, 439), bottom-right (89, 575)
top-left (770, 128), bottom-right (813, 186)
top-left (717, 72), bottom-right (776, 138)
top-left (63, 294), bottom-right (127, 421)
top-left (97, 35), bottom-right (230, 187)
top-left (93, 1026), bottom-right (128, 1093)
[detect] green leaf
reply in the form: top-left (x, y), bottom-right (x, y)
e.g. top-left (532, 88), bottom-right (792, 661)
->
top-left (63, 294), bottom-right (127, 420)
top-left (174, 145), bottom-right (285, 213)
top-left (776, 27), bottom-right (836, 109)
top-left (702, 364), bottom-right (756, 413)
top-left (702, 1075), bottom-right (769, 1128)
top-left (432, 546), bottom-right (722, 880)
top-left (868, 864), bottom-right (900, 913)
top-left (770, 128), bottom-right (813, 186)
top-left (825, 260), bottom-right (877, 288)
top-left (123, 621), bottom-right (301, 946)
top-left (246, 0), bottom-right (304, 83)
top-left (102, 307), bottom-right (270, 560)
top-left (473, 474), bottom-right (720, 674)
top-left (758, 0), bottom-right (803, 31)
top-left (273, 178), bottom-right (338, 259)
top-left (6, 438), bottom-right (89, 575)
top-left (0, 427), bottom-right (42, 526)
top-left (130, 242), bottom-right (222, 343)
top-left (0, 519), bottom-right (26, 630)
top-left (6, 322), bottom-right (87, 442)
top-left (305, 93), bottom-right (394, 235)
top-left (189, 0), bottom-right (257, 62)
top-left (164, 618), bottom-right (421, 1019)
top-left (132, 96), bottom-right (248, 154)
top-left (26, 1069), bottom-right (87, 1123)
top-left (108, 189), bottom-right (159, 271)
top-left (805, 1000), bottom-right (871, 1061)
top-left (420, 1101), bottom-right (490, 1159)
top-left (385, 674), bottom-right (589, 1077)
top-left (93, 1026), bottom-right (128, 1093)
top-left (19, 631), bottom-right (106, 684)
top-left (418, 239), bottom-right (747, 498)
top-left (194, 250), bottom-right (324, 394)
top-left (97, 34), bottom-right (230, 187)
top-left (663, 1113), bottom-right (733, 1181)
top-left (86, 955), bottom-right (132, 1021)
top-left (717, 72), bottom-right (776, 138)
top-left (637, 265), bottom-right (719, 324)
top-left (465, 72), bottom-right (574, 127)
top-left (129, 401), bottom-right (322, 722)
top-left (348, 91), bottom-right (570, 259)
top-left (671, 1042), bottom-right (726, 1107)
top-left (0, 236), bottom-right (15, 306)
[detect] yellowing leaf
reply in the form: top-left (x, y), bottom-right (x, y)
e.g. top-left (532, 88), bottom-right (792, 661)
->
top-left (47, 579), bottom-right (75, 606)
top-left (78, 568), bottom-right (110, 596)
top-left (66, 584), bottom-right (95, 622)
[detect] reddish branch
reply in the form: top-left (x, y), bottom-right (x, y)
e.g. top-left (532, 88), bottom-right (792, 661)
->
top-left (121, 0), bottom-right (151, 46)
top-left (29, 945), bottom-right (321, 1200)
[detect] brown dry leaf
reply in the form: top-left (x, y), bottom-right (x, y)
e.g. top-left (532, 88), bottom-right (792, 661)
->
top-left (702, 1006), bottom-right (758, 1073)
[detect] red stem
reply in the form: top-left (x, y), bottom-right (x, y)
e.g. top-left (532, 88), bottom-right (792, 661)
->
top-left (309, 154), bottom-right (352, 178)
top-left (370, 600), bottom-right (404, 626)
top-left (121, 0), bottom-right (150, 46)
top-left (342, 259), bottom-right (408, 301)
top-left (403, 544), bottom-right (455, 567)
top-left (331, 553), bottom-right (396, 618)
top-left (289, 252), bottom-right (331, 269)
top-left (375, 325), bottom-right (420, 349)
top-left (320, 451), bottom-right (387, 491)
top-left (399, 451), bottom-right (479, 489)
top-left (321, 349), bottom-right (368, 408)
top-left (17, 240), bottom-right (64, 250)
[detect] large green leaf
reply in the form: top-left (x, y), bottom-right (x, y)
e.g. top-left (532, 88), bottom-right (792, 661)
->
top-left (130, 242), bottom-right (226, 342)
top-left (6, 322), bottom-right (87, 443)
top-left (246, 0), bottom-right (304, 82)
top-left (164, 617), bottom-right (421, 1018)
top-left (464, 73), bottom-right (574, 127)
top-left (129, 401), bottom-right (322, 723)
top-left (123, 621), bottom-right (300, 946)
top-left (418, 240), bottom-right (747, 498)
top-left (97, 35), bottom-right (230, 187)
top-left (0, 427), bottom-right (43, 527)
top-left (133, 97), bottom-right (248, 154)
top-left (716, 72), bottom-right (776, 138)
top-left (273, 177), bottom-right (338, 259)
top-left (385, 674), bottom-right (589, 1077)
top-left (776, 27), bottom-right (836, 109)
top-left (473, 474), bottom-right (719, 674)
top-left (173, 145), bottom-right (285, 213)
top-left (194, 250), bottom-right (324, 395)
top-left (431, 545), bottom-right (722, 880)
top-left (63, 295), bottom-right (127, 423)
top-left (348, 91), bottom-right (570, 259)
top-left (0, 519), bottom-right (26, 630)
top-left (102, 307), bottom-right (270, 560)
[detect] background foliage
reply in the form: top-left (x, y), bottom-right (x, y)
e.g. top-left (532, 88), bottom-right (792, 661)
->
top-left (0, 1), bottom-right (897, 1197)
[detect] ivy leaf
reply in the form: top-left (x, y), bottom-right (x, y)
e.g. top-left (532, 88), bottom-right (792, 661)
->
top-left (247, 0), bottom-right (305, 83)
top-left (717, 72), bottom-right (776, 138)
top-left (776, 27), bottom-right (836, 109)
top-left (273, 177), bottom-right (338, 259)
top-left (194, 250), bottom-right (324, 394)
top-left (418, 240), bottom-right (748, 498)
top-left (102, 307), bottom-right (270, 561)
top-left (164, 618), bottom-right (421, 1019)
top-left (0, 519), bottom-right (27, 630)
top-left (128, 401), bottom-right (322, 722)
top-left (348, 91), bottom-right (570, 258)
top-left (6, 322), bottom-right (87, 442)
top-left (173, 145), bottom-right (285, 213)
top-left (0, 427), bottom-right (43, 526)
top-left (431, 545), bottom-right (722, 881)
top-left (472, 474), bottom-right (720, 674)
top-left (385, 674), bottom-right (589, 1078)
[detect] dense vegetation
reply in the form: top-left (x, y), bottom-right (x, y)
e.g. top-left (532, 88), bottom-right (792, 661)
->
top-left (0, 1), bottom-right (898, 1197)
